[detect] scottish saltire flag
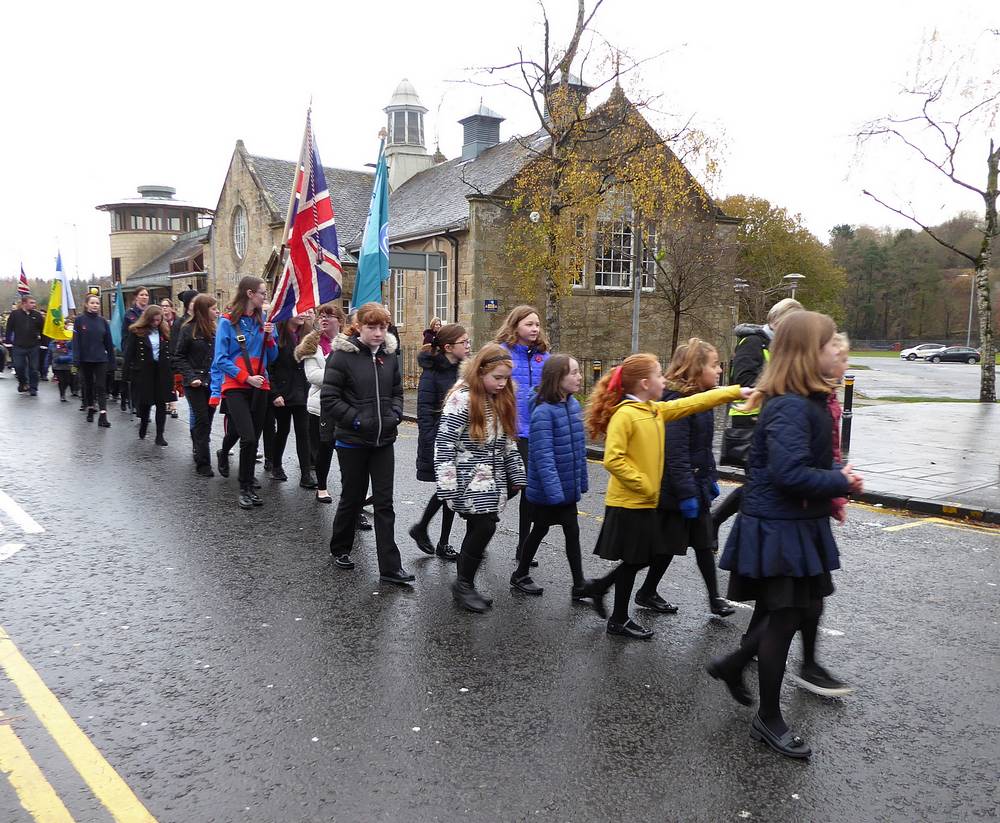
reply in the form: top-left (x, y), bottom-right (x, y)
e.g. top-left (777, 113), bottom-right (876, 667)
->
top-left (351, 138), bottom-right (389, 310)
top-left (42, 252), bottom-right (74, 341)
top-left (111, 282), bottom-right (126, 350)
top-left (17, 264), bottom-right (30, 296)
top-left (270, 112), bottom-right (343, 324)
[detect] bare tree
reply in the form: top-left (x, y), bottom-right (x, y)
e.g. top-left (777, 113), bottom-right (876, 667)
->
top-left (858, 32), bottom-right (999, 401)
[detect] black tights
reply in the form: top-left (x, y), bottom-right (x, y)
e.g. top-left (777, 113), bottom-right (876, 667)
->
top-left (595, 562), bottom-right (646, 623)
top-left (514, 503), bottom-right (583, 585)
top-left (638, 546), bottom-right (720, 602)
top-left (712, 485), bottom-right (743, 531)
top-left (457, 513), bottom-right (499, 586)
top-left (417, 494), bottom-right (455, 546)
top-left (745, 598), bottom-right (824, 667)
top-left (138, 403), bottom-right (166, 438)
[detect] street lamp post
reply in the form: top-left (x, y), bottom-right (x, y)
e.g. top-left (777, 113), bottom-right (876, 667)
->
top-left (783, 272), bottom-right (805, 300)
top-left (733, 278), bottom-right (749, 327)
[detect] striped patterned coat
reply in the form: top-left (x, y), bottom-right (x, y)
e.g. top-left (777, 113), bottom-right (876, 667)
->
top-left (434, 385), bottom-right (527, 515)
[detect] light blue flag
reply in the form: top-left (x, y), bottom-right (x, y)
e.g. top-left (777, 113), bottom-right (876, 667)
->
top-left (110, 282), bottom-right (126, 350)
top-left (351, 139), bottom-right (390, 310)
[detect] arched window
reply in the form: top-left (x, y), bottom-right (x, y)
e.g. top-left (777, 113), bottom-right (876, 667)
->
top-left (232, 205), bottom-right (248, 260)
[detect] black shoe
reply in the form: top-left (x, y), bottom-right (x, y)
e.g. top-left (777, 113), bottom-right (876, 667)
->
top-left (138, 421), bottom-right (148, 439)
top-left (634, 591), bottom-right (679, 613)
top-left (263, 458), bottom-right (273, 473)
top-left (579, 580), bottom-right (608, 619)
top-left (315, 491), bottom-right (333, 504)
top-left (170, 410), bottom-right (179, 419)
top-left (409, 524), bottom-right (435, 555)
top-left (510, 573), bottom-right (544, 595)
top-left (248, 489), bottom-right (263, 506)
top-left (356, 513), bottom-right (372, 531)
top-left (80, 402), bottom-right (87, 411)
top-left (789, 663), bottom-right (855, 697)
top-left (299, 472), bottom-right (317, 489)
top-left (196, 464), bottom-right (214, 477)
top-left (333, 554), bottom-right (355, 570)
top-left (606, 618), bottom-right (653, 640)
top-left (435, 543), bottom-right (459, 561)
top-left (60, 395), bottom-right (67, 402)
top-left (706, 656), bottom-right (753, 706)
top-left (238, 488), bottom-right (255, 510)
top-left (710, 597), bottom-right (736, 617)
top-left (154, 436), bottom-right (168, 446)
top-left (216, 449), bottom-right (230, 477)
top-left (452, 580), bottom-right (489, 613)
top-left (97, 415), bottom-right (111, 429)
top-left (380, 568), bottom-right (416, 586)
top-left (86, 409), bottom-right (95, 423)
top-left (750, 713), bottom-right (811, 759)
top-left (271, 466), bottom-right (288, 482)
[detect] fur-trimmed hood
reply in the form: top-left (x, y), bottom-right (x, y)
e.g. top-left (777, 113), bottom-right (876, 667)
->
top-left (294, 329), bottom-right (323, 362)
top-left (331, 331), bottom-right (398, 356)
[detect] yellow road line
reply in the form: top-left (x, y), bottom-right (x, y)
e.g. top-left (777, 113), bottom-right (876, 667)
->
top-left (882, 516), bottom-right (1000, 535)
top-left (0, 711), bottom-right (75, 823)
top-left (0, 628), bottom-right (157, 823)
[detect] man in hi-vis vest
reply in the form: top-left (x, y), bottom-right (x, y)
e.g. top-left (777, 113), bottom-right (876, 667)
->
top-left (712, 298), bottom-right (804, 536)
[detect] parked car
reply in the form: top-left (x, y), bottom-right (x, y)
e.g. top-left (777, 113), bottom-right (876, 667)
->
top-left (927, 347), bottom-right (981, 364)
top-left (900, 343), bottom-right (946, 361)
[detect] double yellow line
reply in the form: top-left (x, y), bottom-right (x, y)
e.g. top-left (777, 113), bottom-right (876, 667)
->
top-left (0, 627), bottom-right (157, 822)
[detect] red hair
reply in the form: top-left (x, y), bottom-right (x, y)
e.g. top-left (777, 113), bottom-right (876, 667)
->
top-left (585, 353), bottom-right (660, 439)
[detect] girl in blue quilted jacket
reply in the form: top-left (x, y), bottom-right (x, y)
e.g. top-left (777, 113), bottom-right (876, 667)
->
top-left (510, 355), bottom-right (601, 611)
top-left (494, 305), bottom-right (550, 564)
top-left (706, 311), bottom-right (864, 761)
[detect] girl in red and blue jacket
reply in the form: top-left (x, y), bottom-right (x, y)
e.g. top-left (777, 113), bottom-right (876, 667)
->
top-left (211, 276), bottom-right (277, 509)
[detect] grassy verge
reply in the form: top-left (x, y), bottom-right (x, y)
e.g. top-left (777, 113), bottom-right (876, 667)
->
top-left (857, 393), bottom-right (983, 403)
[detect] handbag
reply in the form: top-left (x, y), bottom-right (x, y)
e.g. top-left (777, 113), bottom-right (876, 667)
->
top-left (719, 425), bottom-right (755, 468)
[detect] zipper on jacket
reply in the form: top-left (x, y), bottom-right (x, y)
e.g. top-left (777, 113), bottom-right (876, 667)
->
top-left (372, 350), bottom-right (383, 444)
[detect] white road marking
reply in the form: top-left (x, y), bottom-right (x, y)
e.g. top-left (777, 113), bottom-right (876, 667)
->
top-left (0, 543), bottom-right (25, 562)
top-left (725, 600), bottom-right (845, 636)
top-left (0, 490), bottom-right (44, 534)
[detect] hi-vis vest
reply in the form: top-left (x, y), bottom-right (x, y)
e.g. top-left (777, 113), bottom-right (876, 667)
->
top-left (729, 338), bottom-right (771, 417)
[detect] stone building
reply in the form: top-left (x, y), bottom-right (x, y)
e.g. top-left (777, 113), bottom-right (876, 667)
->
top-left (202, 78), bottom-right (737, 383)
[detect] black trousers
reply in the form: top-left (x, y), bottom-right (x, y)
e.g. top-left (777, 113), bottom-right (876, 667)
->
top-left (456, 512), bottom-right (500, 585)
top-left (186, 386), bottom-right (216, 468)
top-left (138, 402), bottom-right (166, 438)
top-left (53, 368), bottom-right (72, 398)
top-left (515, 439), bottom-right (534, 559)
top-left (271, 405), bottom-right (311, 474)
top-left (310, 415), bottom-right (336, 491)
top-left (329, 444), bottom-right (401, 572)
top-left (80, 363), bottom-right (108, 411)
top-left (224, 389), bottom-right (268, 485)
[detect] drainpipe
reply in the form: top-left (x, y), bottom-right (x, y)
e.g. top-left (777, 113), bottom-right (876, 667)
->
top-left (444, 229), bottom-right (459, 324)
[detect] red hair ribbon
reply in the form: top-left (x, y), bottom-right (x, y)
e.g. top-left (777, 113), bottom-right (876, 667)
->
top-left (608, 366), bottom-right (623, 394)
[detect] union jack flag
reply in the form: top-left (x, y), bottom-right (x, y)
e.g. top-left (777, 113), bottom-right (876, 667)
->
top-left (17, 264), bottom-right (30, 296)
top-left (270, 112), bottom-right (343, 324)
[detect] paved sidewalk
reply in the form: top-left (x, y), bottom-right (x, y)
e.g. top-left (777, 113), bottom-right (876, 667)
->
top-left (405, 390), bottom-right (1000, 520)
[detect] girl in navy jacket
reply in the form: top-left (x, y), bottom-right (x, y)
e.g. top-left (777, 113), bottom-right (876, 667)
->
top-left (707, 311), bottom-right (864, 761)
top-left (511, 355), bottom-right (601, 606)
top-left (635, 339), bottom-right (735, 617)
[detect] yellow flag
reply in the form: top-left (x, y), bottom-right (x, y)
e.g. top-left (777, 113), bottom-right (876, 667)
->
top-left (43, 279), bottom-right (72, 340)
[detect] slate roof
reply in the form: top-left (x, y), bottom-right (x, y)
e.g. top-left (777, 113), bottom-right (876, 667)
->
top-left (384, 132), bottom-right (542, 244)
top-left (246, 153), bottom-right (375, 250)
top-left (129, 228), bottom-right (209, 285)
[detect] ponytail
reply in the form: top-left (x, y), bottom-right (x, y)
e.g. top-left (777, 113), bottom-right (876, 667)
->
top-left (584, 353), bottom-right (660, 439)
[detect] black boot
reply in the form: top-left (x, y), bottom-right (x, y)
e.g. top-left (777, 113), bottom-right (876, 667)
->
top-left (409, 523), bottom-right (435, 555)
top-left (155, 435), bottom-right (168, 446)
top-left (238, 485), bottom-right (255, 510)
top-left (86, 408), bottom-right (95, 423)
top-left (298, 471), bottom-right (317, 489)
top-left (138, 419), bottom-right (148, 439)
top-left (271, 465), bottom-right (288, 481)
top-left (97, 413), bottom-right (111, 429)
top-left (217, 449), bottom-right (230, 477)
top-left (451, 580), bottom-right (489, 613)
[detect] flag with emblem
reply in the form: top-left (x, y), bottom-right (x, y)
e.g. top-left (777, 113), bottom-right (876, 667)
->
top-left (351, 136), bottom-right (389, 310)
top-left (269, 111), bottom-right (343, 324)
top-left (42, 251), bottom-right (74, 341)
top-left (17, 264), bottom-right (30, 296)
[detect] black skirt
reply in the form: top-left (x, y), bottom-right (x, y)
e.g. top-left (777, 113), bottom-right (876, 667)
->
top-left (725, 572), bottom-right (835, 610)
top-left (593, 506), bottom-right (666, 565)
top-left (660, 509), bottom-right (714, 555)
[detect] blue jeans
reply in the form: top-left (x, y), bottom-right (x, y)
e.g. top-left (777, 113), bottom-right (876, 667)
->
top-left (12, 346), bottom-right (40, 392)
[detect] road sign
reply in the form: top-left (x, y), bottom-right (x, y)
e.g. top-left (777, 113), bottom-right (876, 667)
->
top-left (484, 299), bottom-right (499, 313)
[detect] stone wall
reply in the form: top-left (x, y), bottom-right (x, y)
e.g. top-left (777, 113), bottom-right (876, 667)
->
top-left (111, 232), bottom-right (177, 283)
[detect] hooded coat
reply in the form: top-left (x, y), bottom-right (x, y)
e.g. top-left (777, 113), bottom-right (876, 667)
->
top-left (415, 350), bottom-right (460, 482)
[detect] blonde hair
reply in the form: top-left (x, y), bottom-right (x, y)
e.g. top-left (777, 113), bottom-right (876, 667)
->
top-left (585, 353), bottom-right (660, 439)
top-left (665, 338), bottom-right (717, 395)
top-left (449, 343), bottom-right (518, 442)
top-left (743, 310), bottom-right (836, 410)
top-left (767, 297), bottom-right (804, 328)
top-left (493, 305), bottom-right (550, 352)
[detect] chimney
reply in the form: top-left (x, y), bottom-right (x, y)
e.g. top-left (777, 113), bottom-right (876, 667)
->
top-left (459, 102), bottom-right (504, 162)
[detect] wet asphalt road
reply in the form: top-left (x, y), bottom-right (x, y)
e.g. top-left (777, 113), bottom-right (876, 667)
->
top-left (0, 378), bottom-right (998, 823)
top-left (849, 355), bottom-right (998, 400)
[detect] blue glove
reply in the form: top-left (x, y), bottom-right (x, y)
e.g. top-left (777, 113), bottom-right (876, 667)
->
top-left (352, 417), bottom-right (361, 430)
top-left (710, 481), bottom-right (721, 500)
top-left (679, 497), bottom-right (700, 519)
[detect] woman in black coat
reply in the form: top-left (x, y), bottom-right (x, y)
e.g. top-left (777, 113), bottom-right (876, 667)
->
top-left (173, 294), bottom-right (217, 475)
top-left (408, 324), bottom-right (469, 561)
top-left (265, 315), bottom-right (315, 487)
top-left (123, 305), bottom-right (173, 445)
top-left (72, 293), bottom-right (116, 426)
top-left (634, 340), bottom-right (735, 617)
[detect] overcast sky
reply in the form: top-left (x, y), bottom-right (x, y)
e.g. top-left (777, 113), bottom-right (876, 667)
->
top-left (2, 0), bottom-right (996, 281)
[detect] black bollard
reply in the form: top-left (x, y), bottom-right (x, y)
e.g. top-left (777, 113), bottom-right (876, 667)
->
top-left (841, 373), bottom-right (854, 460)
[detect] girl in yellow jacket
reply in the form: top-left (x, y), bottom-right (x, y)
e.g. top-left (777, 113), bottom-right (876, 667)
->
top-left (582, 353), bottom-right (749, 640)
